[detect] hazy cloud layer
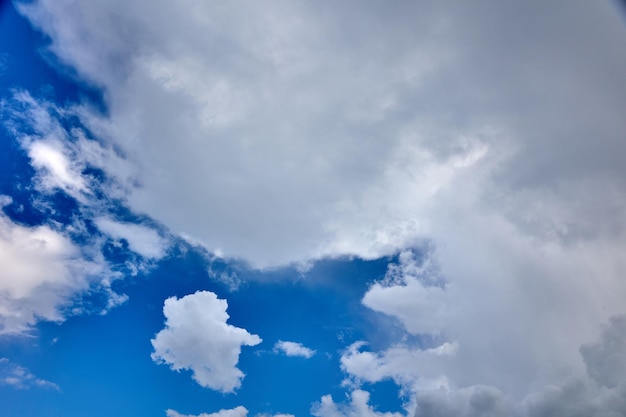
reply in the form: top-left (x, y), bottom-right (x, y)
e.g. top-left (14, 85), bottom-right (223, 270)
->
top-left (0, 357), bottom-right (60, 391)
top-left (151, 291), bottom-right (262, 393)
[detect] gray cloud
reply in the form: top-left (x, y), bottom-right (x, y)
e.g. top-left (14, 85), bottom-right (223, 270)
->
top-left (580, 315), bottom-right (626, 389)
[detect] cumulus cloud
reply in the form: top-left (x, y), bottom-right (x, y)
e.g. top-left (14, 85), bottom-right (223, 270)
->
top-left (273, 340), bottom-right (316, 359)
top-left (166, 406), bottom-right (248, 417)
top-left (15, 0), bottom-right (626, 265)
top-left (0, 357), bottom-right (60, 391)
top-left (312, 389), bottom-right (403, 417)
top-left (343, 315), bottom-right (626, 416)
top-left (0, 203), bottom-right (105, 334)
top-left (355, 246), bottom-right (626, 399)
top-left (151, 291), bottom-right (262, 393)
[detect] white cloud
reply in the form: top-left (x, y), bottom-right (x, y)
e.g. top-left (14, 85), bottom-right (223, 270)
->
top-left (340, 341), bottom-right (457, 399)
top-left (151, 291), bottom-right (262, 393)
top-left (354, 244), bottom-right (626, 399)
top-left (14, 0), bottom-right (626, 412)
top-left (0, 205), bottom-right (105, 334)
top-left (166, 406), bottom-right (248, 417)
top-left (312, 389), bottom-right (403, 417)
top-left (273, 340), bottom-right (316, 359)
top-left (95, 216), bottom-right (168, 259)
top-left (0, 357), bottom-right (60, 391)
top-left (362, 272), bottom-right (447, 336)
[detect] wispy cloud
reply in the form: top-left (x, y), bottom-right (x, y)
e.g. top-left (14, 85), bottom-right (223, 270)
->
top-left (166, 407), bottom-right (249, 417)
top-left (0, 358), bottom-right (60, 391)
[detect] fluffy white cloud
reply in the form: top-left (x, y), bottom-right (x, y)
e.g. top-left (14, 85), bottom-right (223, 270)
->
top-left (151, 291), bottom-right (262, 393)
top-left (166, 406), bottom-right (248, 417)
top-left (273, 340), bottom-right (316, 359)
top-left (312, 390), bottom-right (403, 417)
top-left (95, 217), bottom-right (168, 259)
top-left (0, 201), bottom-right (105, 334)
top-left (0, 357), bottom-right (60, 391)
top-left (355, 245), bottom-right (626, 400)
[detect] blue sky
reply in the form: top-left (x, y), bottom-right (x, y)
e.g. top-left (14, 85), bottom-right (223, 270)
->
top-left (2, 1), bottom-right (626, 416)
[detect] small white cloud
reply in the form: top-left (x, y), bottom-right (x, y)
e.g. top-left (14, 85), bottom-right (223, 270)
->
top-left (311, 389), bottom-right (403, 417)
top-left (0, 358), bottom-right (60, 391)
top-left (151, 291), bottom-right (262, 393)
top-left (166, 406), bottom-right (248, 417)
top-left (95, 216), bottom-right (168, 259)
top-left (273, 340), bottom-right (316, 359)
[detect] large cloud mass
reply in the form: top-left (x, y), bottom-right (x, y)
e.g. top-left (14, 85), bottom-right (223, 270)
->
top-left (13, 0), bottom-right (626, 413)
top-left (19, 0), bottom-right (626, 268)
top-left (151, 291), bottom-right (262, 393)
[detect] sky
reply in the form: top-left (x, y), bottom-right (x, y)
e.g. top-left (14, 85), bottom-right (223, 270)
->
top-left (1, 0), bottom-right (626, 416)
